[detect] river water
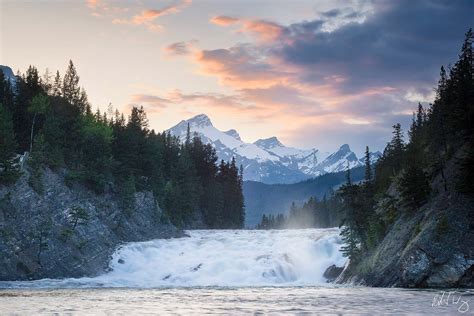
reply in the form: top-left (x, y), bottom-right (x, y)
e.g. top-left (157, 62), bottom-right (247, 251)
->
top-left (0, 229), bottom-right (472, 314)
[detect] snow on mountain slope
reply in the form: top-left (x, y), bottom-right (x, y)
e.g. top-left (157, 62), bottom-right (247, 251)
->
top-left (168, 114), bottom-right (379, 184)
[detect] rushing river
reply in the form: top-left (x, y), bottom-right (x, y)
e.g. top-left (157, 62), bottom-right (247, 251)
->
top-left (0, 229), bottom-right (472, 314)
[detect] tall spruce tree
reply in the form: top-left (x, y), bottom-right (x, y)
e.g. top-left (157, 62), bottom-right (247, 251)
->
top-left (0, 103), bottom-right (19, 183)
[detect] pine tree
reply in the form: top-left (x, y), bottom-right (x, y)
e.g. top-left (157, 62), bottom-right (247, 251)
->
top-left (364, 146), bottom-right (372, 183)
top-left (0, 103), bottom-right (20, 183)
top-left (52, 71), bottom-right (62, 97)
top-left (346, 162), bottom-right (352, 185)
top-left (41, 68), bottom-right (53, 94)
top-left (62, 60), bottom-right (81, 109)
top-left (340, 225), bottom-right (360, 260)
top-left (398, 164), bottom-right (430, 209)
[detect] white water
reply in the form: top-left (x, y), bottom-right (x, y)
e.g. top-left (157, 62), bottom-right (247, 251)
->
top-left (0, 228), bottom-right (346, 288)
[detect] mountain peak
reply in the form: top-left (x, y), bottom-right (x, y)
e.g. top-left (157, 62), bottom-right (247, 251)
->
top-left (254, 136), bottom-right (284, 149)
top-left (187, 114), bottom-right (213, 127)
top-left (338, 144), bottom-right (351, 152)
top-left (224, 129), bottom-right (241, 141)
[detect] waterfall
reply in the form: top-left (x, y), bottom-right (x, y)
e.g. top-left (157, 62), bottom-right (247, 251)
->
top-left (1, 228), bottom-right (346, 288)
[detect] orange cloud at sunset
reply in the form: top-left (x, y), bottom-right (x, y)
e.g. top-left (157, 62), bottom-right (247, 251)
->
top-left (88, 0), bottom-right (191, 32)
top-left (210, 15), bottom-right (285, 42)
top-left (210, 16), bottom-right (239, 26)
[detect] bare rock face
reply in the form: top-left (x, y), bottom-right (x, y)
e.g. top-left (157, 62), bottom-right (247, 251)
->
top-left (0, 167), bottom-right (181, 281)
top-left (323, 264), bottom-right (344, 282)
top-left (401, 249), bottom-right (432, 286)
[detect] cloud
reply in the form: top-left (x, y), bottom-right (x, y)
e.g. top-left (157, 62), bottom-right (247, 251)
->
top-left (278, 0), bottom-right (473, 92)
top-left (210, 15), bottom-right (285, 42)
top-left (195, 44), bottom-right (293, 89)
top-left (87, 0), bottom-right (192, 32)
top-left (86, 0), bottom-right (99, 9)
top-left (163, 40), bottom-right (197, 56)
top-left (131, 94), bottom-right (169, 107)
top-left (210, 16), bottom-right (239, 26)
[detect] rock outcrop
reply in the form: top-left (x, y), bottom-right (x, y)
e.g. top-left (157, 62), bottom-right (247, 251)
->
top-left (0, 167), bottom-right (181, 281)
top-left (323, 264), bottom-right (344, 282)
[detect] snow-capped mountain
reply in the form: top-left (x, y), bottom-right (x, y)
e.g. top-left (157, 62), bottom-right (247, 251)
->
top-left (168, 114), bottom-right (380, 184)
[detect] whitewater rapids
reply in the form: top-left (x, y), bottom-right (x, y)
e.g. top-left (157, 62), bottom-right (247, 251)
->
top-left (1, 228), bottom-right (346, 288)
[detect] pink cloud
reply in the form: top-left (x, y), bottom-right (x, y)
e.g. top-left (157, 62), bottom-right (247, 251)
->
top-left (210, 16), bottom-right (239, 26)
top-left (210, 15), bottom-right (285, 42)
top-left (86, 0), bottom-right (191, 32)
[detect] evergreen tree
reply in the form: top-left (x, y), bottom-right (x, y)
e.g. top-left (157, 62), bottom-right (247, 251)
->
top-left (62, 60), bottom-right (81, 110)
top-left (364, 146), bottom-right (372, 183)
top-left (52, 71), bottom-right (62, 97)
top-left (0, 104), bottom-right (19, 183)
top-left (28, 94), bottom-right (50, 152)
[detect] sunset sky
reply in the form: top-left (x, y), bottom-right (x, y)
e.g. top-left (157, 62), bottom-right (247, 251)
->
top-left (1, 0), bottom-right (472, 154)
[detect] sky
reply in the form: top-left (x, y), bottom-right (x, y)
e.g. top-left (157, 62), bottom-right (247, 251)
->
top-left (0, 0), bottom-right (472, 154)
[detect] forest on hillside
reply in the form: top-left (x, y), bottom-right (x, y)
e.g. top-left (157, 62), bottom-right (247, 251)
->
top-left (0, 62), bottom-right (244, 229)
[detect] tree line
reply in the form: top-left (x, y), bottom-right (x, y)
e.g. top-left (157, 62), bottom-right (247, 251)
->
top-left (256, 194), bottom-right (343, 229)
top-left (0, 61), bottom-right (245, 229)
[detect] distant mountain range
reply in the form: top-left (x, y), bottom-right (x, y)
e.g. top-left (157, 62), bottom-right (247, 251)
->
top-left (168, 114), bottom-right (381, 184)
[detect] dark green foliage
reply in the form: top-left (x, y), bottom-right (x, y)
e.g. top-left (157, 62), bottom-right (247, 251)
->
top-left (374, 124), bottom-right (405, 195)
top-left (0, 103), bottom-right (20, 183)
top-left (339, 225), bottom-right (360, 260)
top-left (80, 115), bottom-right (113, 193)
top-left (120, 174), bottom-right (136, 216)
top-left (398, 104), bottom-right (430, 209)
top-left (456, 138), bottom-right (474, 193)
top-left (397, 164), bottom-right (430, 209)
top-left (364, 146), bottom-right (372, 183)
top-left (0, 61), bottom-right (245, 229)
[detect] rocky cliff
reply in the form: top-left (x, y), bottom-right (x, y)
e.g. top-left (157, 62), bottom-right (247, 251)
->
top-left (0, 166), bottom-right (181, 281)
